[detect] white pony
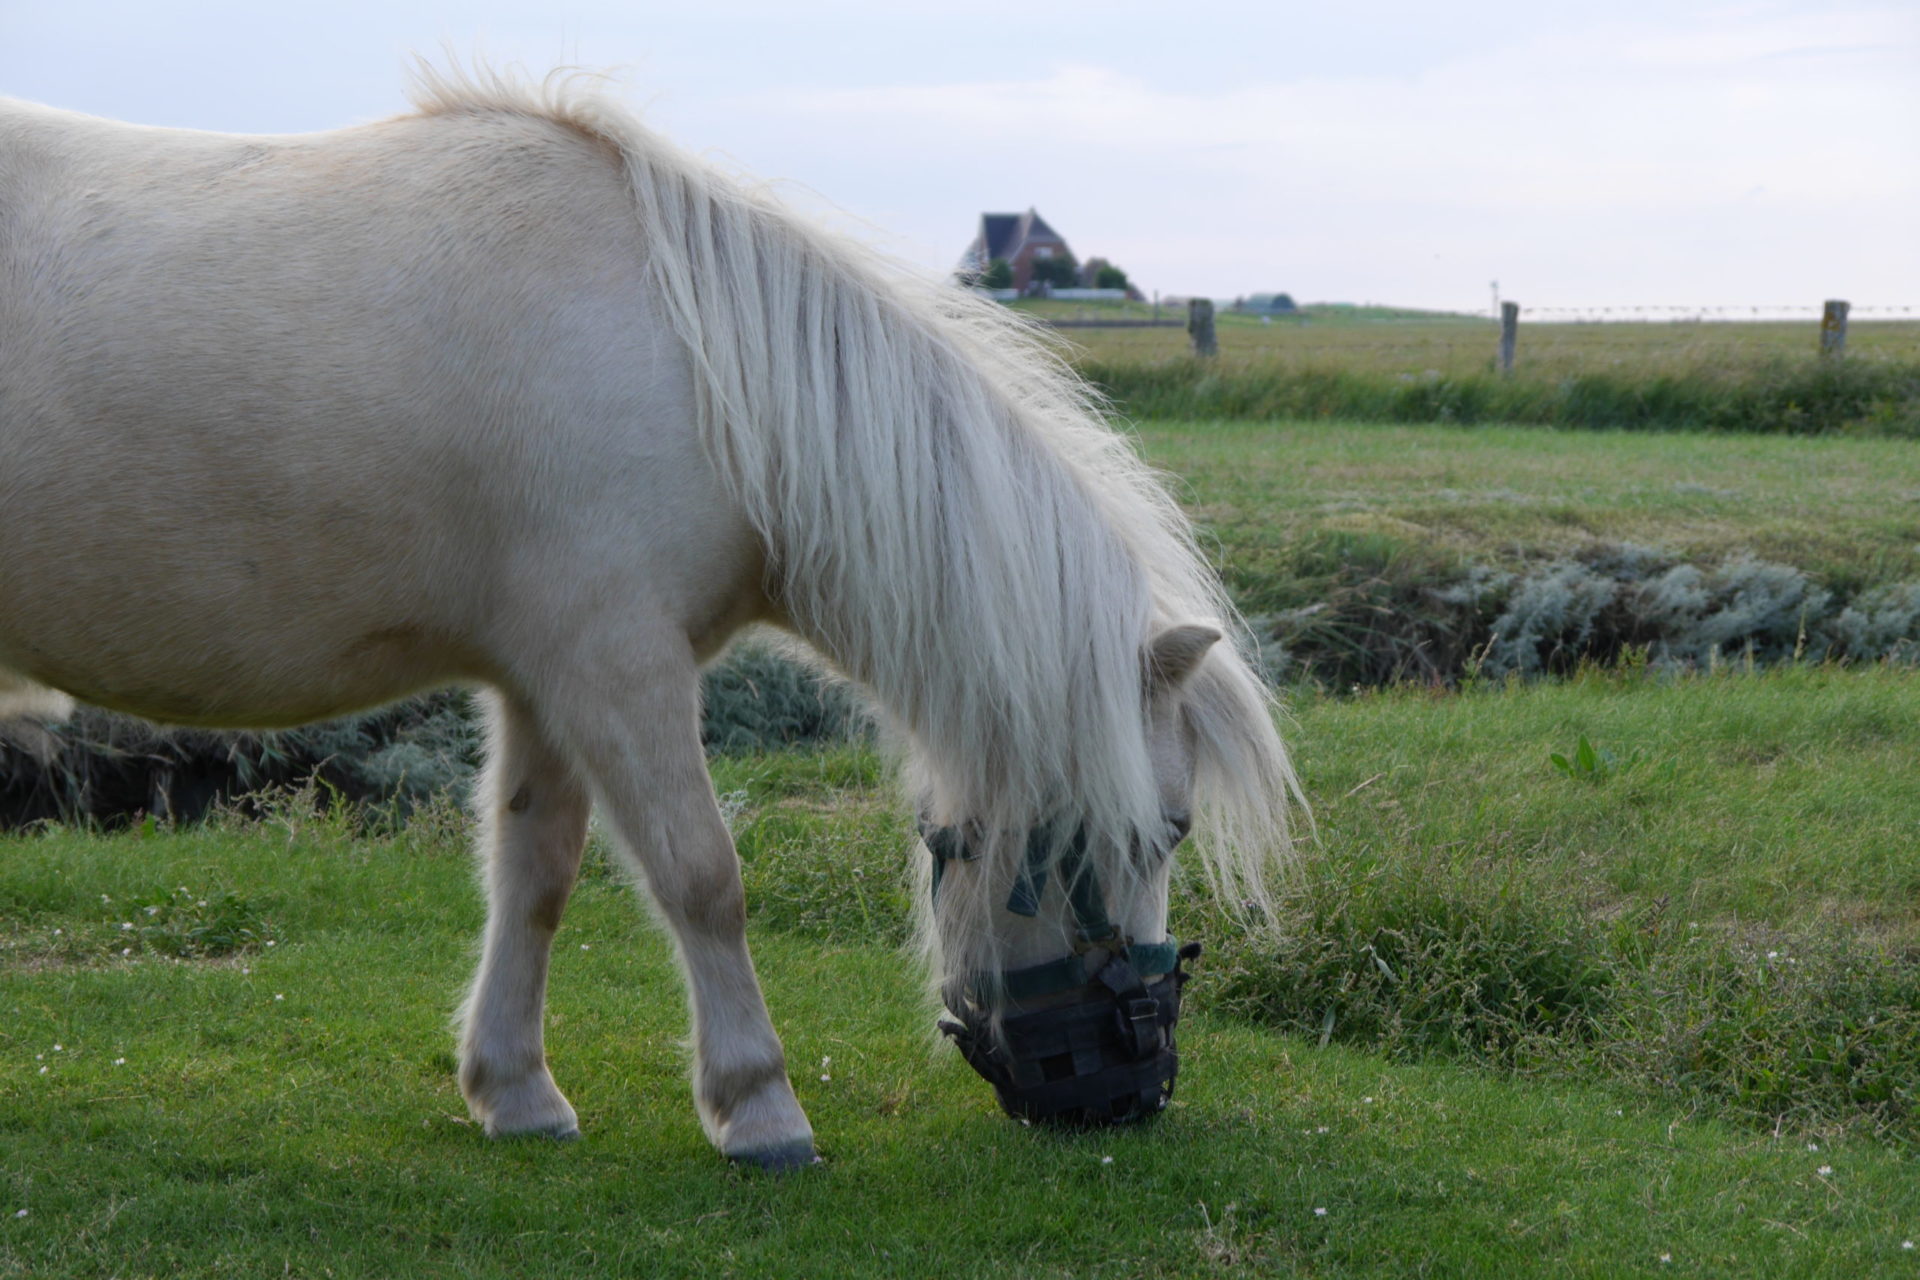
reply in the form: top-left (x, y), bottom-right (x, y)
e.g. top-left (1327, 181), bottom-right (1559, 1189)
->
top-left (0, 68), bottom-right (1295, 1166)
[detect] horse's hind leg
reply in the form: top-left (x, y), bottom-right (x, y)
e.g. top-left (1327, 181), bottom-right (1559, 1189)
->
top-left (459, 692), bottom-right (592, 1138)
top-left (558, 638), bottom-right (815, 1170)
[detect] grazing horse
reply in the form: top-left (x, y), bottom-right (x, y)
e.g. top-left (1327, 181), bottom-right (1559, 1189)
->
top-left (0, 69), bottom-right (1296, 1168)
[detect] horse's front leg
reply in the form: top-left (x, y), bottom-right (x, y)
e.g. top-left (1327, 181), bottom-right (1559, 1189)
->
top-left (561, 639), bottom-right (815, 1170)
top-left (459, 692), bottom-right (592, 1138)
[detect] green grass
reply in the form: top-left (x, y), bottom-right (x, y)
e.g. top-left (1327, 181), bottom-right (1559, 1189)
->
top-left (7, 668), bottom-right (1920, 1275)
top-left (1132, 417), bottom-right (1920, 614)
top-left (1033, 311), bottom-right (1920, 435)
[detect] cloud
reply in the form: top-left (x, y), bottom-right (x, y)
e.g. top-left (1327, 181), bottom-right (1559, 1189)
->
top-left (716, 7), bottom-right (1917, 304)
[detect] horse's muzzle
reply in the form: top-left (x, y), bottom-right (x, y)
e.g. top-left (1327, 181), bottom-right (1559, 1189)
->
top-left (940, 941), bottom-right (1200, 1125)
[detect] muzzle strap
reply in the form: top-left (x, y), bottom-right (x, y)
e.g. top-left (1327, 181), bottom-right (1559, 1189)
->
top-left (939, 941), bottom-right (1202, 1126)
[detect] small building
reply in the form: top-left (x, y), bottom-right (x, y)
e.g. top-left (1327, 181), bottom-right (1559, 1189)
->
top-left (959, 209), bottom-right (1074, 295)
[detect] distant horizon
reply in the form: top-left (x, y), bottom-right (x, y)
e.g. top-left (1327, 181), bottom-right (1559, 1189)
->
top-left (5, 1), bottom-right (1914, 310)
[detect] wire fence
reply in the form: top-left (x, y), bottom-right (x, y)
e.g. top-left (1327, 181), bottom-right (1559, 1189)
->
top-left (1494, 304), bottom-right (1918, 323)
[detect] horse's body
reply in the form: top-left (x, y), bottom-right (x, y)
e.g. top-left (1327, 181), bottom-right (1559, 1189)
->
top-left (0, 71), bottom-right (1294, 1165)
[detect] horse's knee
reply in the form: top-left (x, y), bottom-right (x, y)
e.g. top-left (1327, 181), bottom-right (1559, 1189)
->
top-left (649, 839), bottom-right (748, 937)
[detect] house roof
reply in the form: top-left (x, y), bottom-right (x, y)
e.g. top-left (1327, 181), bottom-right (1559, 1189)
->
top-left (973, 208), bottom-right (1068, 262)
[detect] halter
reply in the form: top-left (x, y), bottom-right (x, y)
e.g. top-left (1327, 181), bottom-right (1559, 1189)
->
top-left (921, 817), bottom-right (1201, 1125)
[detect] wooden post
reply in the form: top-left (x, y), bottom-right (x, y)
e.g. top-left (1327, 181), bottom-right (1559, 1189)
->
top-left (1820, 299), bottom-right (1849, 358)
top-left (1187, 298), bottom-right (1217, 357)
top-left (1498, 301), bottom-right (1519, 374)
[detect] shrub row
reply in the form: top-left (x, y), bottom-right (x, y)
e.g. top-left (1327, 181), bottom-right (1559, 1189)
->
top-left (1260, 537), bottom-right (1920, 689)
top-left (0, 643), bottom-right (860, 829)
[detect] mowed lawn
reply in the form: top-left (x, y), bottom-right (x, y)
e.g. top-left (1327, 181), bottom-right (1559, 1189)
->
top-left (7, 666), bottom-right (1920, 1277)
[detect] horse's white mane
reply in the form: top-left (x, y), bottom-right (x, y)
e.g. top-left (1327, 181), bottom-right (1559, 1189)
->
top-left (404, 66), bottom-right (1299, 971)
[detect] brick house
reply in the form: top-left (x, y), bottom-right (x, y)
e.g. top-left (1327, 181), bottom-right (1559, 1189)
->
top-left (959, 209), bottom-right (1074, 294)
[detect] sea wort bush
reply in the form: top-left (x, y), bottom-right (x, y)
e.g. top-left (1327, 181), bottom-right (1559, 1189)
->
top-left (1258, 537), bottom-right (1920, 689)
top-left (698, 639), bottom-right (869, 754)
top-left (1192, 858), bottom-right (1614, 1063)
top-left (0, 643), bottom-right (867, 827)
top-left (0, 692), bottom-right (482, 829)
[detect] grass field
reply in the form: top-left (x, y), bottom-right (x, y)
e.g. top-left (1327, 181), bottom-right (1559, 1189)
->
top-left (1011, 299), bottom-right (1920, 377)
top-left (1132, 417), bottom-right (1920, 609)
top-left (7, 319), bottom-right (1920, 1272)
top-left (6, 667), bottom-right (1920, 1276)
top-left (1007, 302), bottom-right (1920, 435)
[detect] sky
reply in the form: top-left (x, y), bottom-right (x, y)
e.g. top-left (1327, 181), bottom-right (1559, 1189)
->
top-left (4, 1), bottom-right (1915, 312)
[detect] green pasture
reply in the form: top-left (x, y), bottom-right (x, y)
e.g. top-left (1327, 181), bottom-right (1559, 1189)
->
top-left (1016, 303), bottom-right (1920, 434)
top-left (1132, 417), bottom-right (1920, 609)
top-left (7, 666), bottom-right (1920, 1277)
top-left (1014, 299), bottom-right (1920, 377)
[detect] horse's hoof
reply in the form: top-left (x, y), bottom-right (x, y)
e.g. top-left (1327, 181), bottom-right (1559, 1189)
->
top-left (486, 1123), bottom-right (580, 1142)
top-left (728, 1139), bottom-right (820, 1173)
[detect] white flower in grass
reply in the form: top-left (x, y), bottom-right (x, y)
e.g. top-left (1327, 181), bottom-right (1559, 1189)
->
top-left (119, 923), bottom-right (132, 932)
top-left (121, 948), bottom-right (131, 957)
top-left (580, 943), bottom-right (590, 951)
top-left (1313, 1207), bottom-right (1327, 1217)
top-left (52, 1045), bottom-right (61, 1052)
top-left (1818, 1165), bottom-right (1833, 1177)
top-left (1659, 1254), bottom-right (1671, 1264)
top-left (265, 940), bottom-right (276, 948)
top-left (1362, 1096), bottom-right (1374, 1104)
top-left (1807, 1142), bottom-right (1819, 1152)
top-left (819, 1074), bottom-right (830, 1083)
top-left (274, 993), bottom-right (284, 1001)
top-left (114, 1058), bottom-right (126, 1066)
top-left (37, 1067), bottom-right (46, 1076)
top-left (12, 1209), bottom-right (24, 1219)
top-left (1902, 1240), bottom-right (1913, 1250)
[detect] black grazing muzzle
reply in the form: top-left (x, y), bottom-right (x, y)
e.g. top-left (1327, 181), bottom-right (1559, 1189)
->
top-left (922, 815), bottom-right (1201, 1126)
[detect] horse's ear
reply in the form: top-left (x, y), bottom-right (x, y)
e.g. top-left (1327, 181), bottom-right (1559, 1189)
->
top-left (1147, 623), bottom-right (1221, 694)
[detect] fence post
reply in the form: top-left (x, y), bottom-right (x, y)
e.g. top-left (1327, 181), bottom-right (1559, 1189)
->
top-left (1498, 301), bottom-right (1519, 374)
top-left (1820, 299), bottom-right (1849, 358)
top-left (1187, 298), bottom-right (1217, 357)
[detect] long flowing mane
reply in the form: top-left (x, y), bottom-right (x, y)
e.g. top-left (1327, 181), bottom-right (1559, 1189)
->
top-left (406, 68), bottom-right (1299, 973)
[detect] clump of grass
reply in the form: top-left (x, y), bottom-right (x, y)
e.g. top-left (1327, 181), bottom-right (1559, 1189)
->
top-left (1195, 863), bottom-right (1613, 1062)
top-left (1184, 864), bottom-right (1920, 1143)
top-left (1252, 531), bottom-right (1494, 687)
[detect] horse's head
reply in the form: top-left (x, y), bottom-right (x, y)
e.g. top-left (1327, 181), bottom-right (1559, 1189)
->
top-left (921, 622), bottom-right (1221, 1126)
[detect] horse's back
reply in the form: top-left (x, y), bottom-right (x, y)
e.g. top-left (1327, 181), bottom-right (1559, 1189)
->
top-left (0, 100), bottom-right (758, 726)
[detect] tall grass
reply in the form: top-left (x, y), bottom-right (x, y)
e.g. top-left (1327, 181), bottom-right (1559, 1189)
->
top-left (1085, 353), bottom-right (1920, 435)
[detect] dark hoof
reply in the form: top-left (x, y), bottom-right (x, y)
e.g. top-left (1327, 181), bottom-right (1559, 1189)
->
top-left (729, 1139), bottom-right (820, 1173)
